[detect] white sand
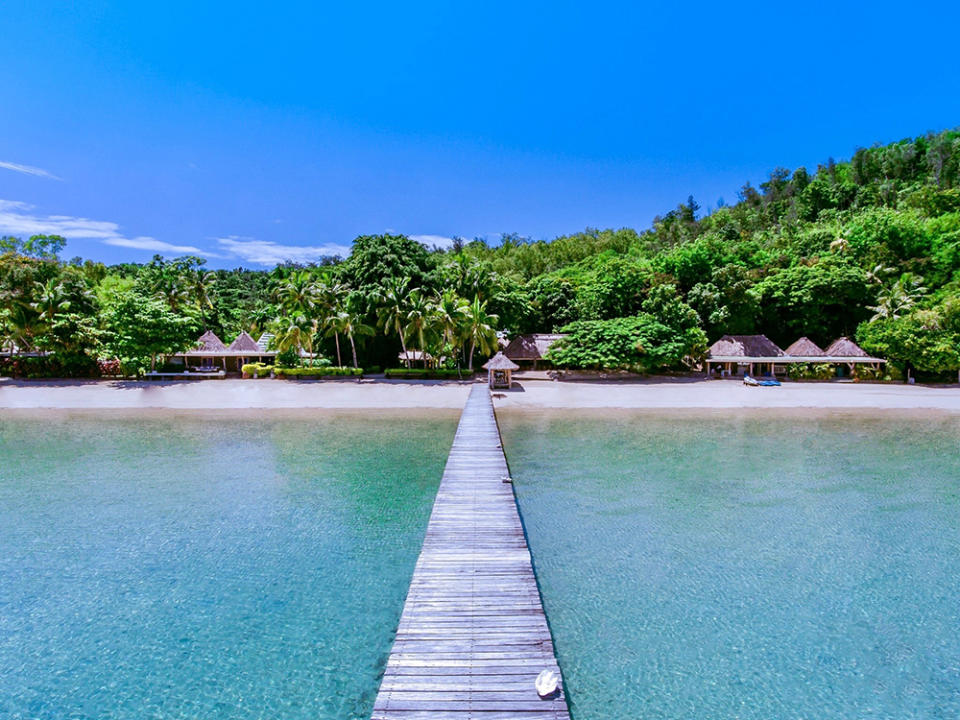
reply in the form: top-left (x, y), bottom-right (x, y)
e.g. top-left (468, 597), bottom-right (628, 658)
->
top-left (2, 377), bottom-right (959, 412)
top-left (494, 378), bottom-right (960, 412)
top-left (0, 378), bottom-right (472, 410)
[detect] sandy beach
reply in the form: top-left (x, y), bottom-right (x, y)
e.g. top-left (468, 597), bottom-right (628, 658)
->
top-left (2, 376), bottom-right (960, 412)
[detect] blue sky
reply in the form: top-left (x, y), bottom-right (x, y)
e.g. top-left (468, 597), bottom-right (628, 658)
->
top-left (2, 2), bottom-right (959, 268)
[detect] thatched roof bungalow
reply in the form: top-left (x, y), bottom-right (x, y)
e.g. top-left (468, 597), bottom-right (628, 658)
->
top-left (228, 331), bottom-right (261, 353)
top-left (824, 337), bottom-right (870, 357)
top-left (708, 334), bottom-right (785, 359)
top-left (705, 334), bottom-right (784, 378)
top-left (483, 351), bottom-right (519, 389)
top-left (398, 350), bottom-right (434, 368)
top-left (503, 333), bottom-right (567, 369)
top-left (196, 330), bottom-right (227, 352)
top-left (178, 330), bottom-right (276, 372)
top-left (784, 337), bottom-right (825, 357)
top-left (705, 333), bottom-right (884, 379)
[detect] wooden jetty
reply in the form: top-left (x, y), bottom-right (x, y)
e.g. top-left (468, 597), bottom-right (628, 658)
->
top-left (371, 384), bottom-right (570, 720)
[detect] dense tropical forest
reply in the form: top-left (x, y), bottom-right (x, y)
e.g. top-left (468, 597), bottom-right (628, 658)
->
top-left (2, 128), bottom-right (960, 379)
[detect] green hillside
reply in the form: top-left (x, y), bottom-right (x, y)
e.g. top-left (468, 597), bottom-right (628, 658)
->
top-left (3, 129), bottom-right (960, 379)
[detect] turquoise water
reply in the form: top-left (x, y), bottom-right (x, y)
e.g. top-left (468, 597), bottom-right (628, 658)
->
top-left (501, 411), bottom-right (960, 720)
top-left (0, 412), bottom-right (456, 720)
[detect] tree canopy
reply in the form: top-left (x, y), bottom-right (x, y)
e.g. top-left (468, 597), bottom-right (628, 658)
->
top-left (3, 128), bottom-right (960, 379)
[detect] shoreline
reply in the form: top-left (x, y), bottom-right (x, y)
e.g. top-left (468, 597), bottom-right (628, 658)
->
top-left (2, 377), bottom-right (959, 412)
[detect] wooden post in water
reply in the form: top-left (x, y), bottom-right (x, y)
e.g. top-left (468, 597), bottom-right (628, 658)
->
top-left (371, 384), bottom-right (570, 720)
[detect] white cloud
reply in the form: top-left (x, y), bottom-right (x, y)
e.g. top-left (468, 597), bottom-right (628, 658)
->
top-left (410, 234), bottom-right (456, 249)
top-left (0, 198), bottom-right (213, 257)
top-left (216, 236), bottom-right (351, 266)
top-left (0, 199), bottom-right (123, 239)
top-left (0, 161), bottom-right (61, 181)
top-left (103, 236), bottom-right (207, 254)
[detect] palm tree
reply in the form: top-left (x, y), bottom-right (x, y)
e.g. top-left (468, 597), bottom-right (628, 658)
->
top-left (2, 302), bottom-right (38, 352)
top-left (403, 289), bottom-right (434, 368)
top-left (274, 271), bottom-right (321, 362)
top-left (190, 270), bottom-right (217, 326)
top-left (31, 279), bottom-right (72, 323)
top-left (273, 315), bottom-right (313, 361)
top-left (342, 301), bottom-right (374, 369)
top-left (320, 281), bottom-right (351, 366)
top-left (275, 270), bottom-right (318, 318)
top-left (433, 289), bottom-right (470, 372)
top-left (375, 276), bottom-right (412, 366)
top-left (869, 274), bottom-right (928, 320)
top-left (464, 296), bottom-right (499, 371)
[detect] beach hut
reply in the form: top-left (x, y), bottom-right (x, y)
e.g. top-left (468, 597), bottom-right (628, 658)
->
top-left (483, 352), bottom-right (519, 389)
top-left (823, 336), bottom-right (884, 377)
top-left (399, 350), bottom-right (433, 368)
top-left (179, 330), bottom-right (276, 372)
top-left (503, 334), bottom-right (567, 370)
top-left (196, 330), bottom-right (227, 352)
top-left (705, 334), bottom-right (785, 378)
top-left (228, 331), bottom-right (265, 371)
top-left (784, 337), bottom-right (826, 358)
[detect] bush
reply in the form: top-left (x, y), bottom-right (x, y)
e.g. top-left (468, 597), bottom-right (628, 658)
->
top-left (241, 363), bottom-right (274, 377)
top-left (547, 314), bottom-right (707, 372)
top-left (786, 362), bottom-right (835, 380)
top-left (274, 366), bottom-right (363, 378)
top-left (0, 353), bottom-right (99, 379)
top-left (853, 365), bottom-right (883, 381)
top-left (275, 348), bottom-right (300, 368)
top-left (384, 368), bottom-right (466, 379)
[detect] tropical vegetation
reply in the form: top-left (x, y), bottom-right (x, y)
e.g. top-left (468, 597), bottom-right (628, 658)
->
top-left (3, 129), bottom-right (960, 380)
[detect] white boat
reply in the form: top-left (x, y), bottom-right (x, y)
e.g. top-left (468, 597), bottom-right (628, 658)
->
top-left (535, 668), bottom-right (561, 698)
top-left (743, 375), bottom-right (780, 387)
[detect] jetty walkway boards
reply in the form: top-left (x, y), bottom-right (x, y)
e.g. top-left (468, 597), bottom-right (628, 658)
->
top-left (372, 385), bottom-right (570, 720)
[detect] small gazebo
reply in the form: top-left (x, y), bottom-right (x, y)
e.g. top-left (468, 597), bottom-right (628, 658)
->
top-left (483, 352), bottom-right (519, 389)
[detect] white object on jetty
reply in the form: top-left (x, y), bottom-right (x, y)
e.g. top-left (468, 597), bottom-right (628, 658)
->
top-left (501, 475), bottom-right (513, 483)
top-left (536, 669), bottom-right (561, 698)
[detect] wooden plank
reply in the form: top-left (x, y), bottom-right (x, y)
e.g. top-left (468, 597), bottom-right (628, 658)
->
top-left (370, 384), bottom-right (570, 719)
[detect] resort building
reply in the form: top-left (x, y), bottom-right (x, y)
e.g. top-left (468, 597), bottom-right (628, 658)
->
top-left (176, 330), bottom-right (276, 373)
top-left (705, 334), bottom-right (885, 378)
top-left (705, 334), bottom-right (785, 378)
top-left (503, 333), bottom-right (567, 369)
top-left (822, 336), bottom-right (886, 377)
top-left (398, 350), bottom-right (434, 368)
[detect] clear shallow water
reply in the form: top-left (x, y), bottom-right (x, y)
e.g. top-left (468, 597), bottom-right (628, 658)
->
top-left (501, 411), bottom-right (960, 720)
top-left (0, 411), bottom-right (456, 720)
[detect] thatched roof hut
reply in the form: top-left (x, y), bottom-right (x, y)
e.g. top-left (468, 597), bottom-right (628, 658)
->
top-left (483, 352), bottom-right (520, 371)
top-left (707, 334), bottom-right (784, 359)
top-left (180, 329), bottom-right (275, 373)
top-left (784, 337), bottom-right (825, 357)
top-left (196, 330), bottom-right (227, 352)
top-left (824, 337), bottom-right (870, 357)
top-left (228, 331), bottom-right (262, 353)
top-left (503, 334), bottom-right (567, 367)
top-left (483, 352), bottom-right (519, 389)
